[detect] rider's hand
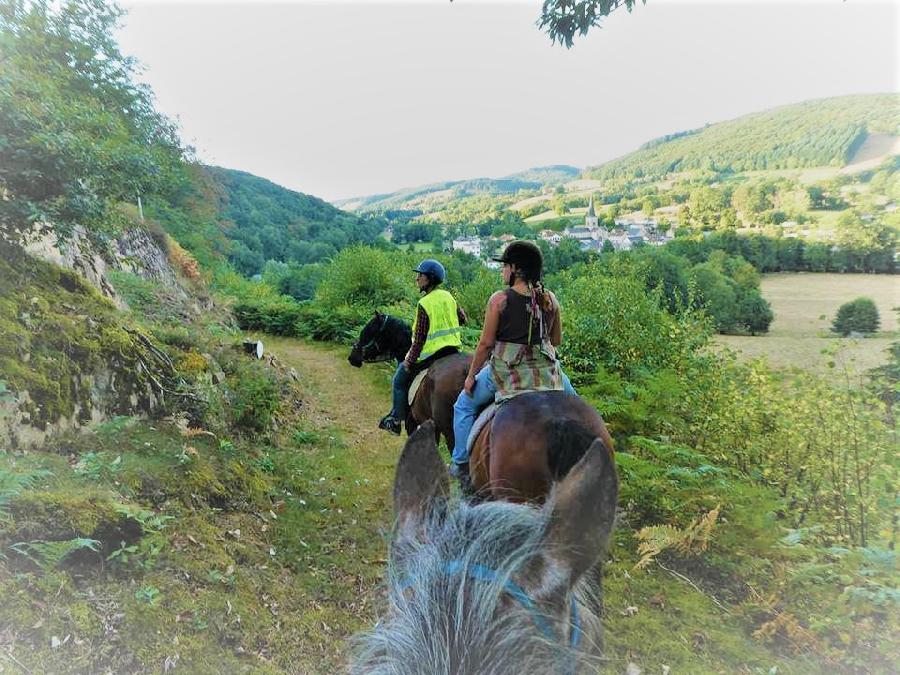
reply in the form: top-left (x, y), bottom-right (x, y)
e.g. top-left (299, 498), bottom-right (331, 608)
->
top-left (463, 374), bottom-right (476, 395)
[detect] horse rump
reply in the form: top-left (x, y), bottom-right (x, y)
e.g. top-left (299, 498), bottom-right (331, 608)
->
top-left (546, 417), bottom-right (603, 481)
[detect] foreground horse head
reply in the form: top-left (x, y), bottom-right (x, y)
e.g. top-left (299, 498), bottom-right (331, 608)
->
top-left (352, 421), bottom-right (619, 674)
top-left (348, 311), bottom-right (411, 367)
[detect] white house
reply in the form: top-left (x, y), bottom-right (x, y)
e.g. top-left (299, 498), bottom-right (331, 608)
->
top-left (608, 234), bottom-right (633, 251)
top-left (452, 237), bottom-right (482, 257)
top-left (539, 229), bottom-right (562, 246)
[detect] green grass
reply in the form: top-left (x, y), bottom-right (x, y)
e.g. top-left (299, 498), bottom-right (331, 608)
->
top-left (2, 328), bottom-right (895, 672)
top-left (0, 332), bottom-right (402, 674)
top-left (714, 272), bottom-right (898, 374)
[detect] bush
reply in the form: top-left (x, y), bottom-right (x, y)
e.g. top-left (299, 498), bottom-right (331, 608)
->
top-left (557, 265), bottom-right (711, 378)
top-left (832, 297), bottom-right (880, 336)
top-left (232, 298), bottom-right (305, 335)
top-left (314, 246), bottom-right (416, 311)
top-left (229, 363), bottom-right (280, 434)
top-left (455, 267), bottom-right (497, 326)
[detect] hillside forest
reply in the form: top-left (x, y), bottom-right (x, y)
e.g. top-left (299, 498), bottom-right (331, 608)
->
top-left (0, 2), bottom-right (897, 674)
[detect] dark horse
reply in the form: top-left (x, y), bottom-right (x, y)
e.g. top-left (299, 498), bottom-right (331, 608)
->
top-left (348, 311), bottom-right (471, 448)
top-left (468, 391), bottom-right (616, 504)
top-left (351, 421), bottom-right (619, 674)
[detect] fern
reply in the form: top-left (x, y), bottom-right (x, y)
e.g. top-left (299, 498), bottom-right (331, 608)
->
top-left (9, 538), bottom-right (100, 571)
top-left (114, 504), bottom-right (174, 533)
top-left (635, 505), bottom-right (720, 569)
top-left (0, 467), bottom-right (51, 521)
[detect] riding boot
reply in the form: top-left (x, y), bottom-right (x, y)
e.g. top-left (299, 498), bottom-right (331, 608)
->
top-left (378, 413), bottom-right (402, 436)
top-left (457, 468), bottom-right (473, 495)
top-left (448, 461), bottom-right (468, 479)
top-left (448, 461), bottom-right (471, 493)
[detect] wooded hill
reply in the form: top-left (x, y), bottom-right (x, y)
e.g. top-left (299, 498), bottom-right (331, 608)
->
top-left (202, 167), bottom-right (383, 275)
top-left (338, 94), bottom-right (898, 229)
top-left (334, 165), bottom-right (580, 214)
top-left (586, 94), bottom-right (899, 180)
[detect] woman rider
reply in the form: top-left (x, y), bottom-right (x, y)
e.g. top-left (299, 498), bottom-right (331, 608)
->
top-left (378, 259), bottom-right (467, 435)
top-left (449, 241), bottom-right (576, 481)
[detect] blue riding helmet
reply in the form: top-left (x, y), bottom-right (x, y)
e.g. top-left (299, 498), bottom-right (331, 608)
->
top-left (414, 259), bottom-right (446, 283)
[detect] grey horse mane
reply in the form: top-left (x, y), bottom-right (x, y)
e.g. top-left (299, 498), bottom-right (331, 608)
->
top-left (351, 498), bottom-right (604, 675)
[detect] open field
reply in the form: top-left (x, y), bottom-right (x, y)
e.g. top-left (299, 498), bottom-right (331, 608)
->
top-left (716, 333), bottom-right (893, 376)
top-left (738, 166), bottom-right (841, 185)
top-left (840, 133), bottom-right (900, 174)
top-left (761, 273), bottom-right (898, 337)
top-left (714, 272), bottom-right (898, 374)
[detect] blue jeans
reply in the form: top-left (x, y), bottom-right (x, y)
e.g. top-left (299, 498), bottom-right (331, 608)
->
top-left (391, 362), bottom-right (413, 421)
top-left (451, 364), bottom-right (576, 465)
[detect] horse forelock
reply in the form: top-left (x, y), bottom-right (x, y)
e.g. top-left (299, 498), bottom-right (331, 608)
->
top-left (351, 500), bottom-right (603, 675)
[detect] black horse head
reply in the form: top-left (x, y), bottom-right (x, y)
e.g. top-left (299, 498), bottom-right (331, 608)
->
top-left (348, 311), bottom-right (412, 367)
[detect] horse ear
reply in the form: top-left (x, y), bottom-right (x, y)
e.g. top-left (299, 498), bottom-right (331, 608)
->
top-left (374, 310), bottom-right (382, 318)
top-left (393, 421), bottom-right (448, 539)
top-left (537, 439), bottom-right (618, 592)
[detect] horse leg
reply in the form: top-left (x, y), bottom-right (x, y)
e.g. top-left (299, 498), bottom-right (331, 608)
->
top-left (430, 391), bottom-right (454, 450)
top-left (469, 425), bottom-right (493, 502)
top-left (408, 387), bottom-right (430, 439)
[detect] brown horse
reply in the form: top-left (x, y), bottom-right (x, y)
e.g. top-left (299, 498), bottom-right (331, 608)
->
top-left (469, 390), bottom-right (615, 503)
top-left (348, 312), bottom-right (471, 447)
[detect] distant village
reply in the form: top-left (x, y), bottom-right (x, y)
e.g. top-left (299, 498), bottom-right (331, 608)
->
top-left (449, 195), bottom-right (675, 263)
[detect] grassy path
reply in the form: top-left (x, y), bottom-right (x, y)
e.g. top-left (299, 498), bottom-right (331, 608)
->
top-left (265, 335), bottom-right (403, 460)
top-left (260, 336), bottom-right (403, 669)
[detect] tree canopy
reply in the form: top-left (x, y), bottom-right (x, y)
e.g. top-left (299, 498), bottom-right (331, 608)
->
top-left (0, 0), bottom-right (186, 243)
top-left (537, 0), bottom-right (646, 48)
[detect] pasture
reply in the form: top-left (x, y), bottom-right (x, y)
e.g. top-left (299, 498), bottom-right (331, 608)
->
top-left (715, 272), bottom-right (898, 374)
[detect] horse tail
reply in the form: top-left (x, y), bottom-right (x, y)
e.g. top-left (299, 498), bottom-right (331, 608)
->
top-left (546, 418), bottom-right (603, 481)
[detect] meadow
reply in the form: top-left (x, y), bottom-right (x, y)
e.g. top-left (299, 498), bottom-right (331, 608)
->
top-left (715, 272), bottom-right (898, 374)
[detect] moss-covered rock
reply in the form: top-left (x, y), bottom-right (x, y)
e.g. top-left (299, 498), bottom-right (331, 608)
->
top-left (0, 243), bottom-right (172, 446)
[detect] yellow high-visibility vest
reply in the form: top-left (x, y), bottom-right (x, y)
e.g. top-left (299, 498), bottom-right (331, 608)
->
top-left (413, 288), bottom-right (462, 362)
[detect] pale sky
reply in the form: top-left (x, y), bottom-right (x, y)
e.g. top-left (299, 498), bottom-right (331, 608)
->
top-left (117, 1), bottom-right (898, 202)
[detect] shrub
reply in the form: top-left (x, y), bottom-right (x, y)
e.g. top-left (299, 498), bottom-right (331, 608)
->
top-left (232, 298), bottom-right (305, 335)
top-left (557, 265), bottom-right (711, 378)
top-left (167, 236), bottom-right (202, 282)
top-left (832, 297), bottom-right (880, 336)
top-left (314, 246), bottom-right (416, 311)
top-left (228, 364), bottom-right (280, 434)
top-left (455, 267), bottom-right (497, 326)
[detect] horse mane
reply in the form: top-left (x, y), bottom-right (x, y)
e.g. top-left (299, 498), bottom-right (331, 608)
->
top-left (546, 419), bottom-right (599, 481)
top-left (351, 499), bottom-right (603, 674)
top-left (384, 313), bottom-right (412, 338)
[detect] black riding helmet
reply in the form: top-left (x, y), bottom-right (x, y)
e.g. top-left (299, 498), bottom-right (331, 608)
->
top-left (492, 240), bottom-right (543, 282)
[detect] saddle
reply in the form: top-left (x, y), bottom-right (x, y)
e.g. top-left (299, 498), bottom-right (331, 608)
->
top-left (407, 369), bottom-right (429, 407)
top-left (466, 403), bottom-right (497, 456)
top-left (406, 348), bottom-right (463, 407)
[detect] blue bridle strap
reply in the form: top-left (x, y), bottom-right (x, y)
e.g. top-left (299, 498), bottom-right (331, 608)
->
top-left (399, 559), bottom-right (581, 651)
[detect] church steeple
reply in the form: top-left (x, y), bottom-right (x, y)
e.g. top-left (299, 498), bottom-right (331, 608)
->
top-left (585, 194), bottom-right (598, 228)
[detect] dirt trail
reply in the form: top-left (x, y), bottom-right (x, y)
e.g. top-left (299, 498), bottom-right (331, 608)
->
top-left (263, 334), bottom-right (405, 459)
